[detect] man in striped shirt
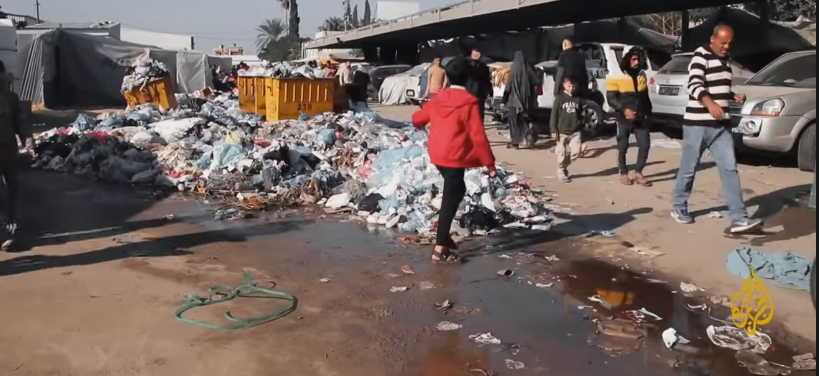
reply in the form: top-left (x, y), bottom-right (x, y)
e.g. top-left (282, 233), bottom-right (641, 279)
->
top-left (671, 25), bottom-right (763, 233)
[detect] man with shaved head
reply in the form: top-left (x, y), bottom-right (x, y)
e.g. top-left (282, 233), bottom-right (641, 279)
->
top-left (671, 25), bottom-right (762, 233)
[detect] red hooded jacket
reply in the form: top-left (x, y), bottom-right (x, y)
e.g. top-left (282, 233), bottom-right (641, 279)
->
top-left (411, 87), bottom-right (496, 172)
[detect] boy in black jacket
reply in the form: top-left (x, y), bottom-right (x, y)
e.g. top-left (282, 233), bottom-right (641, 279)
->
top-left (549, 77), bottom-right (583, 183)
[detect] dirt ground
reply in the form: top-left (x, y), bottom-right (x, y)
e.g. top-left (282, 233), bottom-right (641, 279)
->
top-left (375, 104), bottom-right (817, 346)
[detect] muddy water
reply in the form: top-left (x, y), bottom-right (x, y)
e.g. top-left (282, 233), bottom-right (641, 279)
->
top-left (19, 172), bottom-right (810, 376)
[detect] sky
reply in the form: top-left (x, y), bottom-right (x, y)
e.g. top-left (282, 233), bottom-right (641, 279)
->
top-left (4, 0), bottom-right (453, 53)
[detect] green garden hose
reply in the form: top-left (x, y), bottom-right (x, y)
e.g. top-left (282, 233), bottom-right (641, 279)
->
top-left (174, 271), bottom-right (297, 330)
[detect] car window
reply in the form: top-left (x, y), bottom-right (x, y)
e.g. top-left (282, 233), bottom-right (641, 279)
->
top-left (659, 55), bottom-right (693, 74)
top-left (746, 53), bottom-right (816, 88)
top-left (611, 47), bottom-right (624, 65)
top-left (646, 49), bottom-right (672, 71)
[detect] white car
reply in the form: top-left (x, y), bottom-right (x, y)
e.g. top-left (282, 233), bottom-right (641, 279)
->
top-left (649, 52), bottom-right (755, 128)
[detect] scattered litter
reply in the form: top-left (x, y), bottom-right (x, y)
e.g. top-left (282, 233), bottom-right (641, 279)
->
top-left (535, 283), bottom-right (554, 288)
top-left (435, 321), bottom-right (462, 331)
top-left (736, 349), bottom-right (791, 375)
top-left (624, 307), bottom-right (663, 323)
top-left (726, 246), bottom-right (814, 291)
top-left (588, 295), bottom-right (613, 309)
top-left (400, 265), bottom-right (415, 275)
top-left (706, 325), bottom-right (772, 354)
top-left (629, 246), bottom-right (664, 258)
top-left (318, 278), bottom-right (331, 283)
top-left (113, 235), bottom-right (141, 244)
top-left (390, 286), bottom-right (408, 293)
top-left (686, 303), bottom-right (708, 311)
top-left (636, 277), bottom-right (668, 284)
top-left (680, 282), bottom-right (704, 293)
top-left (418, 281), bottom-right (436, 290)
top-left (791, 353), bottom-right (816, 370)
top-left (662, 328), bottom-right (691, 349)
top-left (497, 269), bottom-right (515, 277)
top-left (504, 359), bottom-right (525, 370)
top-left (577, 305), bottom-right (594, 310)
top-left (163, 214), bottom-right (175, 220)
top-left (469, 332), bottom-right (502, 345)
top-left (591, 319), bottom-right (646, 357)
top-left (434, 300), bottom-right (453, 311)
top-left (589, 229), bottom-right (616, 237)
top-left (708, 211), bottom-right (723, 219)
top-left (544, 255), bottom-right (560, 262)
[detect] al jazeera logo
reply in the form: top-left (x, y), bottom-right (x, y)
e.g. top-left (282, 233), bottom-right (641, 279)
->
top-left (731, 265), bottom-right (774, 336)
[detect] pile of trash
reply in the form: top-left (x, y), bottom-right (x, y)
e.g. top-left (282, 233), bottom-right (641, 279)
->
top-left (238, 62), bottom-right (326, 79)
top-left (121, 55), bottom-right (170, 93)
top-left (30, 94), bottom-right (553, 235)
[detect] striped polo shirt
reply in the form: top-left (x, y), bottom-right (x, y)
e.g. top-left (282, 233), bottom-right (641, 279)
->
top-left (684, 45), bottom-right (734, 127)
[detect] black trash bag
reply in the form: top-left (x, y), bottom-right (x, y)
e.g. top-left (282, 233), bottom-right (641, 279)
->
top-left (357, 193), bottom-right (384, 212)
top-left (299, 153), bottom-right (321, 170)
top-left (493, 209), bottom-right (516, 226)
top-left (459, 206), bottom-right (500, 232)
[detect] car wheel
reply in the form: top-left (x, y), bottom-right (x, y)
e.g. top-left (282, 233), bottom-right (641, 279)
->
top-left (582, 101), bottom-right (604, 138)
top-left (797, 122), bottom-right (815, 172)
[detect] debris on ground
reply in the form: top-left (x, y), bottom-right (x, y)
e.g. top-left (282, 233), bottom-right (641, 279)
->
top-left (726, 246), bottom-right (814, 291)
top-left (589, 318), bottom-right (646, 357)
top-left (791, 353), bottom-right (816, 370)
top-left (319, 278), bottom-right (331, 283)
top-left (662, 328), bottom-right (691, 349)
top-left (708, 211), bottom-right (723, 219)
top-left (504, 359), bottom-right (525, 370)
top-left (31, 96), bottom-right (555, 238)
top-left (390, 286), bottom-right (408, 293)
top-left (623, 307), bottom-right (663, 323)
top-left (435, 321), bottom-right (462, 331)
top-left (629, 246), bottom-right (665, 259)
top-left (434, 300), bottom-right (453, 311)
top-left (680, 282), bottom-right (705, 294)
top-left (735, 349), bottom-right (791, 375)
top-left (497, 269), bottom-right (515, 277)
top-left (121, 55), bottom-right (170, 93)
top-left (706, 325), bottom-right (772, 354)
top-left (469, 332), bottom-right (502, 345)
top-left (400, 265), bottom-right (415, 275)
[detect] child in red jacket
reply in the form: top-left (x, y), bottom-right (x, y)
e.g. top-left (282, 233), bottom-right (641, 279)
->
top-left (411, 56), bottom-right (496, 263)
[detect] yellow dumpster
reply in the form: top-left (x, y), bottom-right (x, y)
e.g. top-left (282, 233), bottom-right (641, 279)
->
top-left (265, 78), bottom-right (335, 122)
top-left (237, 76), bottom-right (255, 114)
top-left (122, 76), bottom-right (178, 110)
top-left (253, 77), bottom-right (268, 115)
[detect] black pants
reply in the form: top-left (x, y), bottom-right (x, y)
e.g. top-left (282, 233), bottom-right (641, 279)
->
top-left (0, 147), bottom-right (19, 225)
top-left (477, 100), bottom-right (486, 123)
top-left (616, 118), bottom-right (651, 175)
top-left (436, 166), bottom-right (466, 247)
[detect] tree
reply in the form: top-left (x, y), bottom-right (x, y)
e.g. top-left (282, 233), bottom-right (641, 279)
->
top-left (256, 18), bottom-right (286, 53)
top-left (278, 0), bottom-right (300, 37)
top-left (319, 17), bottom-right (345, 32)
top-left (744, 0), bottom-right (815, 21)
top-left (344, 1), bottom-right (353, 29)
top-left (352, 5), bottom-right (360, 28)
top-left (363, 0), bottom-right (372, 25)
top-left (260, 35), bottom-right (309, 62)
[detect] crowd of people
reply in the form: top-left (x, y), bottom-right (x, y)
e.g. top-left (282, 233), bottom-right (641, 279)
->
top-left (411, 24), bottom-right (763, 263)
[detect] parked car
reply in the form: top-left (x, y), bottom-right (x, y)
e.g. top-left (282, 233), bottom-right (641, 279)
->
top-left (367, 64), bottom-right (412, 99)
top-left (649, 52), bottom-right (755, 129)
top-left (731, 50), bottom-right (816, 172)
top-left (486, 60), bottom-right (604, 136)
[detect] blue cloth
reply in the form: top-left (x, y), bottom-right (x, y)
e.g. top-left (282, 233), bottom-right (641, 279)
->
top-left (726, 246), bottom-right (813, 291)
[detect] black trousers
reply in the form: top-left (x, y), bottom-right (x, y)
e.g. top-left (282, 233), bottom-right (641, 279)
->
top-left (0, 147), bottom-right (19, 225)
top-left (616, 118), bottom-right (651, 175)
top-left (436, 166), bottom-right (466, 247)
top-left (477, 100), bottom-right (486, 123)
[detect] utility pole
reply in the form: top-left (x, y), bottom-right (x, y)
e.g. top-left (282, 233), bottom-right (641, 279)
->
top-left (35, 0), bottom-right (41, 24)
top-left (343, 0), bottom-right (349, 31)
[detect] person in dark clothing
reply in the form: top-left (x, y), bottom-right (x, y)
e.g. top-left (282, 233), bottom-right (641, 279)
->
top-left (348, 69), bottom-right (371, 104)
top-left (606, 47), bottom-right (653, 187)
top-left (0, 61), bottom-right (32, 250)
top-left (466, 47), bottom-right (491, 122)
top-left (549, 77), bottom-right (585, 183)
top-left (554, 36), bottom-right (589, 97)
top-left (411, 57), bottom-right (496, 263)
top-left (502, 51), bottom-right (537, 149)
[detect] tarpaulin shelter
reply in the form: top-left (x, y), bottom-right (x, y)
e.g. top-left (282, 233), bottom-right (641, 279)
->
top-left (16, 29), bottom-right (225, 107)
top-left (419, 19), bottom-right (678, 63)
top-left (684, 9), bottom-right (814, 72)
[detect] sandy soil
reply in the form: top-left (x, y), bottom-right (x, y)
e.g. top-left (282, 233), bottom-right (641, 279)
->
top-left (375, 104), bottom-right (817, 346)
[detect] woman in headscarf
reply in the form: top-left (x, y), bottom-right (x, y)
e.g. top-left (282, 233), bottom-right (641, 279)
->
top-left (502, 51), bottom-right (537, 149)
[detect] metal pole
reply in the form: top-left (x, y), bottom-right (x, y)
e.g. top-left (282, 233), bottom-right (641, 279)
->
top-left (810, 169), bottom-right (816, 209)
top-left (35, 0), bottom-right (41, 23)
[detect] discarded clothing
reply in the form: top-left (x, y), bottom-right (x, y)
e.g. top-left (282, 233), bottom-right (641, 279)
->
top-left (726, 246), bottom-right (813, 291)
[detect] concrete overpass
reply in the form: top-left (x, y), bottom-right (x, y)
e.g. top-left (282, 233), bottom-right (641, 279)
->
top-left (304, 0), bottom-right (752, 50)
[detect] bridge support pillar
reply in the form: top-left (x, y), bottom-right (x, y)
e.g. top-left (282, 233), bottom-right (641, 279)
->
top-left (681, 10), bottom-right (690, 51)
top-left (379, 45), bottom-right (397, 64)
top-left (362, 43), bottom-right (378, 62)
top-left (395, 42), bottom-right (419, 65)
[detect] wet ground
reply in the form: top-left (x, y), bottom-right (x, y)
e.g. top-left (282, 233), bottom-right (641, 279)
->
top-left (0, 171), bottom-right (813, 375)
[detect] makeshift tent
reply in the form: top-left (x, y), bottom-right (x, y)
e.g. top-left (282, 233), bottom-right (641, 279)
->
top-left (17, 29), bottom-right (220, 107)
top-left (685, 9), bottom-right (814, 72)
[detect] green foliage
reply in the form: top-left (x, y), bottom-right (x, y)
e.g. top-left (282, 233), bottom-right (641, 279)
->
top-left (352, 5), bottom-right (360, 28)
top-left (363, 0), bottom-right (372, 25)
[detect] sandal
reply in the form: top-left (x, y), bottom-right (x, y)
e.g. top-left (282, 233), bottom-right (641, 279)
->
top-left (620, 174), bottom-right (634, 185)
top-left (431, 249), bottom-right (462, 263)
top-left (634, 175), bottom-right (653, 187)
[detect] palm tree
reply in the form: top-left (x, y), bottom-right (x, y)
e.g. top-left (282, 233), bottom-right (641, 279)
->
top-left (319, 17), bottom-right (345, 32)
top-left (256, 18), bottom-right (285, 53)
top-left (278, 0), bottom-right (300, 37)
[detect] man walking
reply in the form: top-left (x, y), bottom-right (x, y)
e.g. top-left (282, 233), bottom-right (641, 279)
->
top-left (0, 61), bottom-right (32, 250)
top-left (466, 47), bottom-right (491, 122)
top-left (671, 25), bottom-right (762, 233)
